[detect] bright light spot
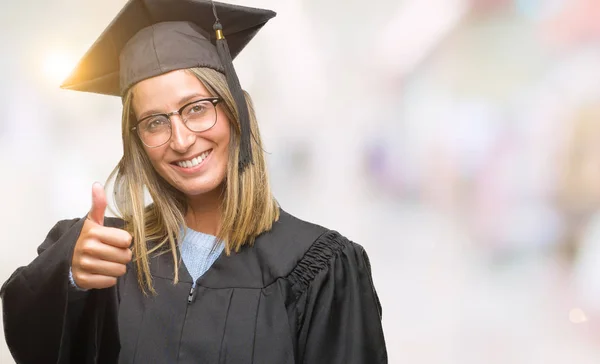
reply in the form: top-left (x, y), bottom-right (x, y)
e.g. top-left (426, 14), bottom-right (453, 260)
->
top-left (569, 308), bottom-right (588, 324)
top-left (42, 51), bottom-right (76, 86)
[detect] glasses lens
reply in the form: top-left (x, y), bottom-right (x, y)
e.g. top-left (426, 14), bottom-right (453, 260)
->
top-left (183, 100), bottom-right (217, 132)
top-left (138, 115), bottom-right (171, 147)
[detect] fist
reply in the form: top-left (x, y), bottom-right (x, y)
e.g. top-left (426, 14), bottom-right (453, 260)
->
top-left (71, 182), bottom-right (133, 289)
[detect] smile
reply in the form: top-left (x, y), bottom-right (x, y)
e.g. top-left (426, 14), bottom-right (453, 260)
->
top-left (173, 149), bottom-right (212, 168)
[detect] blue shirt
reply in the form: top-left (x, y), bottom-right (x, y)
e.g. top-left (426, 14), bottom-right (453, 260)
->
top-left (179, 226), bottom-right (224, 287)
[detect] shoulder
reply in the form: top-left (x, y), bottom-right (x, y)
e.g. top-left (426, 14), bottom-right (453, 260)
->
top-left (254, 209), bottom-right (363, 286)
top-left (286, 230), bottom-right (368, 296)
top-left (256, 209), bottom-right (328, 253)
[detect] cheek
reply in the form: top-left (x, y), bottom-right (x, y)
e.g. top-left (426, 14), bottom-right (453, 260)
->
top-left (143, 147), bottom-right (167, 173)
top-left (218, 126), bottom-right (231, 152)
top-left (143, 147), bottom-right (159, 164)
top-left (217, 128), bottom-right (231, 171)
top-left (215, 113), bottom-right (232, 150)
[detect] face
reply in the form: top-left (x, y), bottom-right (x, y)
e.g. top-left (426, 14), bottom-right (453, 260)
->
top-left (131, 70), bottom-right (231, 199)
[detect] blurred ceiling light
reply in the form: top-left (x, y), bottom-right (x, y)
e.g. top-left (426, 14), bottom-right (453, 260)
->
top-left (540, 0), bottom-right (600, 47)
top-left (471, 0), bottom-right (512, 15)
top-left (42, 51), bottom-right (77, 86)
top-left (372, 0), bottom-right (469, 81)
top-left (568, 308), bottom-right (588, 324)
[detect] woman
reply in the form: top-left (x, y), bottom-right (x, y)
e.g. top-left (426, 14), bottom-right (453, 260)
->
top-left (1, 0), bottom-right (387, 363)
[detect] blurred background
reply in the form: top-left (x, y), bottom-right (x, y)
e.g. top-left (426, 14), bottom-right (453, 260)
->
top-left (2, 0), bottom-right (600, 362)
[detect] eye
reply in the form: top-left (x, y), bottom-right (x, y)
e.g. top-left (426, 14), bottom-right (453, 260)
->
top-left (145, 117), bottom-right (169, 131)
top-left (189, 104), bottom-right (206, 114)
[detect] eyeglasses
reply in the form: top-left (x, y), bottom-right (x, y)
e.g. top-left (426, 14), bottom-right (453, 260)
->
top-left (131, 97), bottom-right (222, 148)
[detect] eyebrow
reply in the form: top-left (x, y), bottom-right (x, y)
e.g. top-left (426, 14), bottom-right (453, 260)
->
top-left (137, 93), bottom-right (212, 120)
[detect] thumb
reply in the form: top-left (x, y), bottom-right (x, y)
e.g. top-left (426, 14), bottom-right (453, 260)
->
top-left (89, 182), bottom-right (107, 225)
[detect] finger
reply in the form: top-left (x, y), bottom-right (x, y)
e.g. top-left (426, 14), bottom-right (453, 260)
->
top-left (89, 182), bottom-right (107, 225)
top-left (74, 272), bottom-right (118, 290)
top-left (78, 257), bottom-right (128, 278)
top-left (80, 240), bottom-right (132, 265)
top-left (88, 226), bottom-right (132, 249)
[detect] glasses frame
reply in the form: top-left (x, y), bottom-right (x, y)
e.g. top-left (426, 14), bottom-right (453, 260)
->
top-left (131, 97), bottom-right (222, 148)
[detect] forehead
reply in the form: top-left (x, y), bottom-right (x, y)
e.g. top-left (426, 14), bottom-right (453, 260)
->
top-left (131, 70), bottom-right (210, 113)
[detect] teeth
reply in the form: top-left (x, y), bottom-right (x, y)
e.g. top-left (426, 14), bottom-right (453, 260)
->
top-left (176, 150), bottom-right (211, 168)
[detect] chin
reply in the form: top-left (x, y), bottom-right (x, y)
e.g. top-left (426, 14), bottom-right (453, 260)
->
top-left (166, 172), bottom-right (227, 199)
top-left (181, 184), bottom-right (224, 198)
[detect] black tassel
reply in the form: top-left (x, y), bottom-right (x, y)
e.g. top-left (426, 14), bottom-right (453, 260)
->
top-left (213, 21), bottom-right (253, 173)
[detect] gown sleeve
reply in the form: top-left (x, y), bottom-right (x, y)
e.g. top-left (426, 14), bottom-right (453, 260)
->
top-left (291, 231), bottom-right (388, 364)
top-left (0, 218), bottom-right (120, 364)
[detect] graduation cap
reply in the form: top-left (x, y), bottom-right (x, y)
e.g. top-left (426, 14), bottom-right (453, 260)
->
top-left (61, 0), bottom-right (276, 172)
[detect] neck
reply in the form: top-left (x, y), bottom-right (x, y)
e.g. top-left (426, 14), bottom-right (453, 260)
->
top-left (184, 184), bottom-right (225, 236)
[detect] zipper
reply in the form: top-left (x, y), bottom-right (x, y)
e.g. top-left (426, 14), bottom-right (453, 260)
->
top-left (187, 284), bottom-right (196, 304)
top-left (187, 281), bottom-right (198, 304)
top-left (177, 282), bottom-right (195, 361)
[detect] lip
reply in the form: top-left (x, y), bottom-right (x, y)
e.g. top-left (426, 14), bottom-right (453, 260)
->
top-left (170, 149), bottom-right (213, 174)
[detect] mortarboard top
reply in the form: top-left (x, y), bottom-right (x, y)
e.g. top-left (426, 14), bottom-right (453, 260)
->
top-left (61, 0), bottom-right (275, 96)
top-left (60, 0), bottom-right (276, 171)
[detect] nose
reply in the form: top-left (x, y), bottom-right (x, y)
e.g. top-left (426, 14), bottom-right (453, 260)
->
top-left (169, 115), bottom-right (195, 153)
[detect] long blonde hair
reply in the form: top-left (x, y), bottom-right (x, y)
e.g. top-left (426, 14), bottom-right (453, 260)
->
top-left (108, 67), bottom-right (279, 294)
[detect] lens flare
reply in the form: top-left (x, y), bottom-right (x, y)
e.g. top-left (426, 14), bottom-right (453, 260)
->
top-left (42, 51), bottom-right (76, 86)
